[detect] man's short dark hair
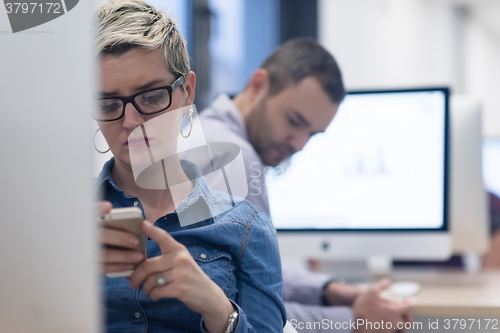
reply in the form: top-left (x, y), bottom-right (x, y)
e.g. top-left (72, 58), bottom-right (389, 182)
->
top-left (261, 38), bottom-right (345, 104)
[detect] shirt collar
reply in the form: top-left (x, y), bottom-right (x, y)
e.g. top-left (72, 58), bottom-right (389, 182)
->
top-left (210, 93), bottom-right (250, 142)
top-left (96, 158), bottom-right (217, 216)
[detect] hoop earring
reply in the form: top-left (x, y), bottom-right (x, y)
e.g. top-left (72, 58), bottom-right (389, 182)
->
top-left (93, 128), bottom-right (110, 154)
top-left (180, 107), bottom-right (194, 138)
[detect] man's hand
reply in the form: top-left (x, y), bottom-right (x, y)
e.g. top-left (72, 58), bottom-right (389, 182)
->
top-left (324, 281), bottom-right (363, 306)
top-left (482, 230), bottom-right (500, 270)
top-left (353, 279), bottom-right (412, 333)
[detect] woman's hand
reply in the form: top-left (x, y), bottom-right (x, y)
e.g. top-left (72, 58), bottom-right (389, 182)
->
top-left (130, 221), bottom-right (234, 333)
top-left (96, 201), bottom-right (145, 274)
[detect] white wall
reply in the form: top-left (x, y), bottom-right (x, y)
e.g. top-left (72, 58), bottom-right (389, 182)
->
top-left (319, 0), bottom-right (500, 137)
top-left (464, 2), bottom-right (500, 137)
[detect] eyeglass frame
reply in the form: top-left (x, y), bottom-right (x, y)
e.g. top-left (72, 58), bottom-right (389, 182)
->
top-left (95, 75), bottom-right (185, 122)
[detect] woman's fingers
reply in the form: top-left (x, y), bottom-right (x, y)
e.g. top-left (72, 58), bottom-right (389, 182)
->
top-left (141, 270), bottom-right (174, 301)
top-left (99, 226), bottom-right (139, 249)
top-left (127, 222), bottom-right (228, 317)
top-left (96, 200), bottom-right (112, 216)
top-left (129, 253), bottom-right (175, 289)
top-left (101, 248), bottom-right (144, 264)
top-left (100, 248), bottom-right (144, 275)
top-left (99, 224), bottom-right (143, 275)
top-left (101, 263), bottom-right (135, 274)
top-left (129, 223), bottom-right (194, 291)
top-left (142, 220), bottom-right (181, 254)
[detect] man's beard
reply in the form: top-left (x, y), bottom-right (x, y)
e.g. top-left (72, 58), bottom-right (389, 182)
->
top-left (247, 98), bottom-right (295, 167)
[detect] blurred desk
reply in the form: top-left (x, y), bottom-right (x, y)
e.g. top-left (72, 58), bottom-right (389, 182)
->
top-left (390, 269), bottom-right (500, 317)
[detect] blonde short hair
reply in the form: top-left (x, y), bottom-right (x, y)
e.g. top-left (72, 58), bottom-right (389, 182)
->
top-left (97, 0), bottom-right (190, 78)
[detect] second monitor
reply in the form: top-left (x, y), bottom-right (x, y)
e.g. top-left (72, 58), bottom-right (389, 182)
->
top-left (267, 87), bottom-right (452, 263)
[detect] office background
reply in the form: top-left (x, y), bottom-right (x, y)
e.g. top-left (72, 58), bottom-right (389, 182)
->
top-left (1, 1), bottom-right (499, 331)
top-left (118, 0), bottom-right (500, 137)
top-left (93, 0), bottom-right (500, 202)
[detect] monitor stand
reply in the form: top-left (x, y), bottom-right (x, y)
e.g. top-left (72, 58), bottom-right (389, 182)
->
top-left (314, 256), bottom-right (393, 283)
top-left (367, 255), bottom-right (393, 279)
top-left (315, 254), bottom-right (480, 283)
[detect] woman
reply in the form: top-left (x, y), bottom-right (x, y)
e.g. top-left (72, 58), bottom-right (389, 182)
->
top-left (94, 1), bottom-right (285, 332)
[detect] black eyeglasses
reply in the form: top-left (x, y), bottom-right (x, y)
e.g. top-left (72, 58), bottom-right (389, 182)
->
top-left (94, 75), bottom-right (185, 122)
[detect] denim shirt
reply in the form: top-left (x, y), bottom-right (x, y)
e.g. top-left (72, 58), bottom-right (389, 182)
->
top-left (96, 158), bottom-right (286, 333)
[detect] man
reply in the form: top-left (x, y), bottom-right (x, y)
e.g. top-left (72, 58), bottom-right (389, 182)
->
top-left (198, 38), bottom-right (412, 333)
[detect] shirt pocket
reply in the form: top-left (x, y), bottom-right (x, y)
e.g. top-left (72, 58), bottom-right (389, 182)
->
top-left (187, 244), bottom-right (234, 297)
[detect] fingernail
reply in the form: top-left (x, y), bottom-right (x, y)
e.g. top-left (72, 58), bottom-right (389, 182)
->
top-left (133, 253), bottom-right (143, 261)
top-left (129, 236), bottom-right (138, 246)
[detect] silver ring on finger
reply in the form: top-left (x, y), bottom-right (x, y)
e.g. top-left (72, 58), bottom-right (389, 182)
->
top-left (155, 272), bottom-right (168, 287)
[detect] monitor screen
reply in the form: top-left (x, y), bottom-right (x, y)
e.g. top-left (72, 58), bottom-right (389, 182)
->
top-left (266, 88), bottom-right (449, 231)
top-left (483, 138), bottom-right (500, 199)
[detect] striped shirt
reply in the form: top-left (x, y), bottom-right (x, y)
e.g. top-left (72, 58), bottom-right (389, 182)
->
top-left (198, 93), bottom-right (270, 214)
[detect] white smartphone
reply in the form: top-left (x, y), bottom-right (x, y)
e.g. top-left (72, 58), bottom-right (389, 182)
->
top-left (99, 207), bottom-right (146, 278)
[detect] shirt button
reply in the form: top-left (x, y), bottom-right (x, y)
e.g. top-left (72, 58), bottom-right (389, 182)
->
top-left (133, 201), bottom-right (139, 207)
top-left (200, 254), bottom-right (207, 259)
top-left (134, 312), bottom-right (141, 319)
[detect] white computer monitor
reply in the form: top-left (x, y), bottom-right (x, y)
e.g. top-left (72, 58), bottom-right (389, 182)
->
top-left (266, 88), bottom-right (452, 265)
top-left (483, 138), bottom-right (500, 199)
top-left (449, 96), bottom-right (489, 255)
top-left (0, 3), bottom-right (100, 332)
top-left (483, 137), bottom-right (500, 236)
